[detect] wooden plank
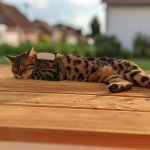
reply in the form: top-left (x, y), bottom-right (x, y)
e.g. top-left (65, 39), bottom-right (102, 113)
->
top-left (0, 92), bottom-right (150, 112)
top-left (0, 128), bottom-right (150, 149)
top-left (0, 78), bottom-right (150, 97)
top-left (1, 64), bottom-right (150, 148)
top-left (0, 65), bottom-right (11, 79)
top-left (0, 105), bottom-right (150, 135)
top-left (1, 65), bottom-right (150, 97)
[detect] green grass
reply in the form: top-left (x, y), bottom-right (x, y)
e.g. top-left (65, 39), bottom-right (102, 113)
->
top-left (0, 55), bottom-right (150, 70)
top-left (0, 56), bottom-right (10, 65)
top-left (131, 58), bottom-right (150, 70)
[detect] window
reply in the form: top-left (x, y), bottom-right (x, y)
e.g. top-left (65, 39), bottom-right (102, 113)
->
top-left (0, 11), bottom-right (4, 23)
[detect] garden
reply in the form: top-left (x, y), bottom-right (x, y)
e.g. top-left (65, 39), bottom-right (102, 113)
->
top-left (1, 33), bottom-right (150, 70)
top-left (1, 17), bottom-right (150, 70)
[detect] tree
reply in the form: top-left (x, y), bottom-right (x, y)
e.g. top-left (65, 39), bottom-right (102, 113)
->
top-left (90, 16), bottom-right (101, 36)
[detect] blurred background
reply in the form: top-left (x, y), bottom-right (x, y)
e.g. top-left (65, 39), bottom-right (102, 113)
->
top-left (0, 0), bottom-right (150, 69)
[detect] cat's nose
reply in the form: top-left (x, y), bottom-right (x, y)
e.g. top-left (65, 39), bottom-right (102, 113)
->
top-left (18, 72), bottom-right (23, 78)
top-left (14, 74), bottom-right (23, 79)
top-left (18, 75), bottom-right (23, 79)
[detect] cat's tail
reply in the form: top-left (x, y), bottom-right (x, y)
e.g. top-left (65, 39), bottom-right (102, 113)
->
top-left (123, 69), bottom-right (150, 88)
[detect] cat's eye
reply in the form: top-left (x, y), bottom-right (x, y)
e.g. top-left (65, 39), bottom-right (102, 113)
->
top-left (24, 64), bottom-right (32, 69)
top-left (24, 64), bottom-right (29, 68)
top-left (25, 63), bottom-right (34, 67)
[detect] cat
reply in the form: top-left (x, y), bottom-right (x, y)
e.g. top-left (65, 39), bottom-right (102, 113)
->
top-left (5, 47), bottom-right (150, 93)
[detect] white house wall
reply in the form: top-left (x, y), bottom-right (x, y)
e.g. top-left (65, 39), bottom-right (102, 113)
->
top-left (66, 34), bottom-right (78, 45)
top-left (0, 24), bottom-right (7, 44)
top-left (106, 5), bottom-right (150, 50)
top-left (5, 31), bottom-right (20, 46)
top-left (0, 24), bottom-right (21, 46)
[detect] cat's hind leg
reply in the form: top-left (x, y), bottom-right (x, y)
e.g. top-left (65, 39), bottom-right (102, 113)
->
top-left (89, 65), bottom-right (133, 93)
top-left (123, 69), bottom-right (150, 88)
top-left (106, 77), bottom-right (133, 93)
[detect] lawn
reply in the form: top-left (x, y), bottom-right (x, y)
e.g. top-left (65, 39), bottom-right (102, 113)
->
top-left (0, 56), bottom-right (10, 65)
top-left (0, 56), bottom-right (150, 70)
top-left (131, 58), bottom-right (150, 70)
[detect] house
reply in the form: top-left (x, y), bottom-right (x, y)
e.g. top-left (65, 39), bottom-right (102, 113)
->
top-left (54, 24), bottom-right (83, 45)
top-left (0, 2), bottom-right (40, 46)
top-left (103, 0), bottom-right (150, 50)
top-left (33, 20), bottom-right (84, 45)
top-left (33, 20), bottom-right (53, 42)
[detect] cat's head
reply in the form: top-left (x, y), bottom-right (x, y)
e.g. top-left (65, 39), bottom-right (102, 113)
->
top-left (5, 47), bottom-right (37, 79)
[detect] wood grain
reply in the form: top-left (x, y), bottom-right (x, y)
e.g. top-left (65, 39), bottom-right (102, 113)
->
top-left (0, 92), bottom-right (150, 112)
top-left (0, 65), bottom-right (11, 79)
top-left (1, 65), bottom-right (150, 148)
top-left (0, 105), bottom-right (150, 135)
top-left (0, 128), bottom-right (150, 149)
top-left (0, 78), bottom-right (150, 98)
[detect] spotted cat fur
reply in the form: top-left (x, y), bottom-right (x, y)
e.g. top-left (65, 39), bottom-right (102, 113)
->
top-left (5, 48), bottom-right (150, 93)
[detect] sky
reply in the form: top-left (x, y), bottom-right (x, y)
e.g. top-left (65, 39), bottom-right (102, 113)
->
top-left (2, 0), bottom-right (106, 34)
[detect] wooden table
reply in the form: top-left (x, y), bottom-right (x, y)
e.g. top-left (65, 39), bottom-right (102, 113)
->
top-left (0, 65), bottom-right (150, 149)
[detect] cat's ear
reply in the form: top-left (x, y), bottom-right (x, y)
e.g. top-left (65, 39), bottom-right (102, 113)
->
top-left (27, 47), bottom-right (37, 59)
top-left (5, 55), bottom-right (16, 62)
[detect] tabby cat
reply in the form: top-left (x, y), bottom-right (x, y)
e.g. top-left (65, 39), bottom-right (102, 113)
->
top-left (6, 48), bottom-right (150, 93)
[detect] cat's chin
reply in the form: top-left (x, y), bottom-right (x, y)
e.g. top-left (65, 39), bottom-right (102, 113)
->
top-left (22, 75), bottom-right (32, 79)
top-left (14, 74), bottom-right (23, 79)
top-left (22, 70), bottom-right (34, 79)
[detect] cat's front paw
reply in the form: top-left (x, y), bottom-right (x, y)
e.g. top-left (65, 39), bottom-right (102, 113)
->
top-left (107, 82), bottom-right (132, 93)
top-left (107, 83), bottom-right (120, 93)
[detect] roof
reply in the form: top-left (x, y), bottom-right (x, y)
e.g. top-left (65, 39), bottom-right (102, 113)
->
top-left (103, 0), bottom-right (150, 4)
top-left (33, 20), bottom-right (54, 34)
top-left (55, 24), bottom-right (82, 36)
top-left (0, 2), bottom-right (34, 29)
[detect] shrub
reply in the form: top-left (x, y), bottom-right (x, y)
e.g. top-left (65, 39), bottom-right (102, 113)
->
top-left (133, 33), bottom-right (150, 58)
top-left (0, 35), bottom-right (131, 59)
top-left (94, 35), bottom-right (122, 57)
top-left (121, 48), bottom-right (132, 59)
top-left (0, 41), bottom-right (93, 56)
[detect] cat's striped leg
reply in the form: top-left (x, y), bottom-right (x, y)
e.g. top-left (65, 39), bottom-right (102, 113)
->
top-left (123, 69), bottom-right (150, 88)
top-left (89, 65), bottom-right (133, 93)
top-left (105, 75), bottom-right (133, 93)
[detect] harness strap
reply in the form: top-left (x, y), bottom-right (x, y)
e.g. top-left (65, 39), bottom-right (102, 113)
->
top-left (37, 52), bottom-right (66, 80)
top-left (54, 56), bottom-right (66, 80)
